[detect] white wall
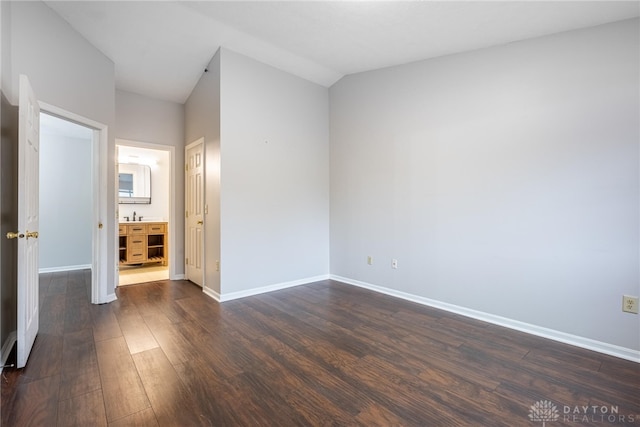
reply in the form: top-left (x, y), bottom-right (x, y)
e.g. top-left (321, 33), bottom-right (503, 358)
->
top-left (115, 90), bottom-right (184, 147)
top-left (184, 48), bottom-right (330, 297)
top-left (330, 19), bottom-right (639, 352)
top-left (0, 0), bottom-right (9, 92)
top-left (9, 1), bottom-right (117, 297)
top-left (115, 90), bottom-right (185, 277)
top-left (220, 48), bottom-right (330, 295)
top-left (0, 0), bottom-right (4, 89)
top-left (185, 51), bottom-right (221, 295)
top-left (39, 132), bottom-right (92, 271)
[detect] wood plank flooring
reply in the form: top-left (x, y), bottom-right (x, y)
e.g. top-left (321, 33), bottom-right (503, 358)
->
top-left (1, 269), bottom-right (638, 426)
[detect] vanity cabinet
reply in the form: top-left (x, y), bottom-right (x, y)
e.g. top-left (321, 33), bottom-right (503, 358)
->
top-left (119, 222), bottom-right (168, 266)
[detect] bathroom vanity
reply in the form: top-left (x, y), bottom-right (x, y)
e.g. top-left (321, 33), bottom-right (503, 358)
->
top-left (119, 222), bottom-right (168, 266)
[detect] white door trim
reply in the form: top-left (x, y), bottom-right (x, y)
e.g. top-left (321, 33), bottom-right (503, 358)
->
top-left (39, 102), bottom-right (109, 304)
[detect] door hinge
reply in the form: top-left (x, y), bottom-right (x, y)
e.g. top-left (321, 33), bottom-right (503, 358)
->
top-left (185, 163), bottom-right (188, 172)
top-left (186, 257), bottom-right (189, 265)
top-left (185, 210), bottom-right (188, 218)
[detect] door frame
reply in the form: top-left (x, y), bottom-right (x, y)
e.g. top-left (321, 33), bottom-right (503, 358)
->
top-left (184, 137), bottom-right (205, 288)
top-left (115, 139), bottom-right (176, 284)
top-left (39, 102), bottom-right (108, 304)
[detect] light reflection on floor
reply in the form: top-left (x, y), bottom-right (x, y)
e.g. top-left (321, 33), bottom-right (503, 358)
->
top-left (119, 264), bottom-right (169, 286)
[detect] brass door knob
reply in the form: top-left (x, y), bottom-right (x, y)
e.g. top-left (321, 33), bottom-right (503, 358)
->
top-left (6, 231), bottom-right (24, 239)
top-left (25, 231), bottom-right (39, 239)
top-left (197, 220), bottom-right (203, 225)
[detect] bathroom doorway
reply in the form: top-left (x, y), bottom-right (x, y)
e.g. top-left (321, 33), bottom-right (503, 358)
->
top-left (116, 140), bottom-right (173, 286)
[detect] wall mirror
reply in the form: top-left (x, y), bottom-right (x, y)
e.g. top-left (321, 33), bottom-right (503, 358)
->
top-left (118, 163), bottom-right (151, 204)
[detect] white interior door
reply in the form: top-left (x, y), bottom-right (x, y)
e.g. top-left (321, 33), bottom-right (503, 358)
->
top-left (185, 140), bottom-right (204, 287)
top-left (17, 75), bottom-right (40, 368)
top-left (115, 145), bottom-right (120, 286)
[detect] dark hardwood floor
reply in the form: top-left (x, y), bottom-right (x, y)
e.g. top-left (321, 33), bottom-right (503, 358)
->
top-left (1, 270), bottom-right (638, 426)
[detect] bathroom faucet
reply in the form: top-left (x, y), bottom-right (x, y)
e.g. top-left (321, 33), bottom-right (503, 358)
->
top-left (133, 211), bottom-right (136, 221)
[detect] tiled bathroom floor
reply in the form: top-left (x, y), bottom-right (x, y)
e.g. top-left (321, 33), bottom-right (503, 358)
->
top-left (119, 264), bottom-right (169, 286)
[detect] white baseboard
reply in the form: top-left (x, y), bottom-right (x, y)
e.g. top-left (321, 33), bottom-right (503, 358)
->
top-left (171, 274), bottom-right (186, 280)
top-left (217, 274), bottom-right (330, 302)
top-left (103, 293), bottom-right (117, 304)
top-left (0, 331), bottom-right (17, 373)
top-left (39, 264), bottom-right (91, 274)
top-left (203, 286), bottom-right (221, 302)
top-left (331, 275), bottom-right (640, 363)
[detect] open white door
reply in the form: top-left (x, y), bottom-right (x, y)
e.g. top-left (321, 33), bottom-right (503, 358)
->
top-left (17, 75), bottom-right (40, 368)
top-left (185, 139), bottom-right (204, 287)
top-left (115, 145), bottom-right (120, 287)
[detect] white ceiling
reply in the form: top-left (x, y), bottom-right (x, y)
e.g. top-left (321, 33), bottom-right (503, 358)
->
top-left (44, 1), bottom-right (639, 104)
top-left (117, 144), bottom-right (166, 166)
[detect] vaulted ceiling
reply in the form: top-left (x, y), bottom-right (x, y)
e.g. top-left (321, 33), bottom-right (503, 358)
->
top-left (44, 1), bottom-right (639, 104)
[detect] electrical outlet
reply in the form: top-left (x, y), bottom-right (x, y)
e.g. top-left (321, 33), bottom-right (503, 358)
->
top-left (622, 295), bottom-right (639, 314)
top-left (367, 256), bottom-right (373, 265)
top-left (392, 259), bottom-right (398, 269)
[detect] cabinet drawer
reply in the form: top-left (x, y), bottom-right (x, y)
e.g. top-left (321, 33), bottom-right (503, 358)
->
top-left (147, 223), bottom-right (166, 233)
top-left (119, 225), bottom-right (127, 235)
top-left (128, 224), bottom-right (147, 235)
top-left (128, 252), bottom-right (146, 262)
top-left (128, 236), bottom-right (146, 246)
top-left (129, 242), bottom-right (146, 252)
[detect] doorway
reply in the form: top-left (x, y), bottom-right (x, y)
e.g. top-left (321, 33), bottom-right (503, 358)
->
top-left (38, 103), bottom-right (107, 305)
top-left (116, 140), bottom-right (174, 286)
top-left (39, 113), bottom-right (92, 274)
